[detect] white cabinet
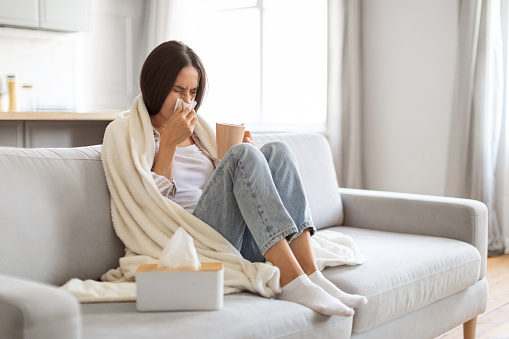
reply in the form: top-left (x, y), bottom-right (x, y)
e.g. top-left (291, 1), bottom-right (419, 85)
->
top-left (40, 0), bottom-right (88, 31)
top-left (0, 0), bottom-right (39, 29)
top-left (0, 0), bottom-right (87, 32)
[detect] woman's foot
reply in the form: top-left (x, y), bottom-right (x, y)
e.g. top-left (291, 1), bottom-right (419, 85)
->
top-left (309, 270), bottom-right (368, 309)
top-left (276, 274), bottom-right (354, 317)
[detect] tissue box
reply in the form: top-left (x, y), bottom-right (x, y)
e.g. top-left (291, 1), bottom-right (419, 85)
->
top-left (136, 263), bottom-right (224, 312)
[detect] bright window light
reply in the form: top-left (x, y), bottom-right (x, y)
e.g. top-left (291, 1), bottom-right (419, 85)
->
top-left (262, 0), bottom-right (328, 127)
top-left (176, 0), bottom-right (327, 131)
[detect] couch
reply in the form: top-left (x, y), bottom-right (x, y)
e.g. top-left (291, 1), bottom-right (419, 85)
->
top-left (0, 132), bottom-right (488, 339)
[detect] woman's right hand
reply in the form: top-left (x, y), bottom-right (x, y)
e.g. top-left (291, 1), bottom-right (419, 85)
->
top-left (160, 102), bottom-right (198, 147)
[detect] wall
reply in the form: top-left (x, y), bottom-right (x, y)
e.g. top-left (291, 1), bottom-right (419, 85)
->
top-left (361, 0), bottom-right (458, 196)
top-left (0, 0), bottom-right (144, 112)
top-left (75, 0), bottom-right (144, 111)
top-left (0, 28), bottom-right (77, 111)
top-left (0, 0), bottom-right (458, 195)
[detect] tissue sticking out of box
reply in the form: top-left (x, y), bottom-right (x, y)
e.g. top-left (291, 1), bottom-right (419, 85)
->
top-left (158, 227), bottom-right (202, 269)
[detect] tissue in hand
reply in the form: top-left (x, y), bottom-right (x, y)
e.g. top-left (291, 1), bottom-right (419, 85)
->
top-left (174, 98), bottom-right (197, 111)
top-left (136, 227), bottom-right (224, 312)
top-left (158, 227), bottom-right (201, 269)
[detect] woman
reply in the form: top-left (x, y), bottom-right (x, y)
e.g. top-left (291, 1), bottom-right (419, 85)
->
top-left (138, 40), bottom-right (367, 316)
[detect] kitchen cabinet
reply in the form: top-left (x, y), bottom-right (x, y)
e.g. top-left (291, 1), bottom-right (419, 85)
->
top-left (0, 0), bottom-right (88, 32)
top-left (23, 120), bottom-right (108, 148)
top-left (0, 121), bottom-right (24, 147)
top-left (0, 111), bottom-right (118, 148)
top-left (0, 0), bottom-right (38, 29)
top-left (40, 0), bottom-right (88, 31)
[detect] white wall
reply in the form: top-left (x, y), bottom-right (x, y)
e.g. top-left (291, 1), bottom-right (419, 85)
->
top-left (0, 28), bottom-right (78, 111)
top-left (75, 0), bottom-right (144, 111)
top-left (361, 0), bottom-right (458, 196)
top-left (0, 0), bottom-right (143, 112)
top-left (1, 0), bottom-right (459, 197)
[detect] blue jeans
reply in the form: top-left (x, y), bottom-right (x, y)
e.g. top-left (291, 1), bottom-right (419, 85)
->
top-left (193, 141), bottom-right (316, 263)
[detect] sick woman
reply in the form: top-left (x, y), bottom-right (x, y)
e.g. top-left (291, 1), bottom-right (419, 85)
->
top-left (101, 40), bottom-right (367, 316)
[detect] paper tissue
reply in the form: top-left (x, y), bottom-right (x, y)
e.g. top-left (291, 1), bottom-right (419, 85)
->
top-left (136, 227), bottom-right (224, 312)
top-left (174, 98), bottom-right (197, 112)
top-left (158, 227), bottom-right (202, 269)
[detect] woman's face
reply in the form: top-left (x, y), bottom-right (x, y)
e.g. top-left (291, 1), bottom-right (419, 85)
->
top-left (158, 66), bottom-right (200, 118)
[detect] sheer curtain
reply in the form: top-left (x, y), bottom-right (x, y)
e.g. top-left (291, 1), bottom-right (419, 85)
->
top-left (139, 0), bottom-right (363, 188)
top-left (142, 0), bottom-right (362, 189)
top-left (327, 0), bottom-right (364, 189)
top-left (446, 0), bottom-right (506, 255)
top-left (139, 0), bottom-right (192, 61)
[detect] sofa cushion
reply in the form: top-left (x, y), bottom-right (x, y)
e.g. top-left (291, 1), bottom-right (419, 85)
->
top-left (81, 292), bottom-right (353, 339)
top-left (0, 146), bottom-right (124, 286)
top-left (253, 133), bottom-right (343, 229)
top-left (320, 227), bottom-right (481, 334)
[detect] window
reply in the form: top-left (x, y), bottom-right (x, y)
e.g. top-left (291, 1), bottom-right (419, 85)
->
top-left (171, 0), bottom-right (328, 132)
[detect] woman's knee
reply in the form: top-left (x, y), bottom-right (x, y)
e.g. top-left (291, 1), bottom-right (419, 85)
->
top-left (260, 141), bottom-right (293, 159)
top-left (228, 142), bottom-right (262, 160)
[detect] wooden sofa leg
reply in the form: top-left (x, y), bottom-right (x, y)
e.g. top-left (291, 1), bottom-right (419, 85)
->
top-left (463, 316), bottom-right (477, 339)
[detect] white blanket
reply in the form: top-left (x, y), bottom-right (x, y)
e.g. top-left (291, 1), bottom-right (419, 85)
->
top-left (61, 95), bottom-right (364, 302)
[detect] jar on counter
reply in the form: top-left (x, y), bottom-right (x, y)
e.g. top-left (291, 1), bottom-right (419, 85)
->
top-left (21, 84), bottom-right (36, 112)
top-left (7, 74), bottom-right (18, 112)
top-left (0, 77), bottom-right (4, 112)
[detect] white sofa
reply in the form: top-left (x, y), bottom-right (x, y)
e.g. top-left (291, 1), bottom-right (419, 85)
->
top-left (0, 132), bottom-right (488, 338)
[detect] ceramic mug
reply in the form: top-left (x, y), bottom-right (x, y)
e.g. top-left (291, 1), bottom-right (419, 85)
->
top-left (216, 123), bottom-right (246, 159)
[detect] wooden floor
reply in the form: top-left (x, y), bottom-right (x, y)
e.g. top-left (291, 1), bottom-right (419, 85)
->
top-left (437, 254), bottom-right (509, 339)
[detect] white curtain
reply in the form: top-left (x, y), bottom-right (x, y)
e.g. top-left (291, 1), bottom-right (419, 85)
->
top-left (140, 0), bottom-right (194, 60)
top-left (144, 0), bottom-right (171, 55)
top-left (134, 0), bottom-right (173, 88)
top-left (327, 0), bottom-right (364, 189)
top-left (446, 0), bottom-right (506, 255)
top-left (135, 0), bottom-right (197, 97)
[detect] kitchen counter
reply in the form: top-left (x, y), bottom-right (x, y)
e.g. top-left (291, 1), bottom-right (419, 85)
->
top-left (0, 111), bottom-right (122, 148)
top-left (0, 111), bottom-right (121, 121)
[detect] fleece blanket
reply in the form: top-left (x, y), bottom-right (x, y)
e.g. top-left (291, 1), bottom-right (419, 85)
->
top-left (61, 95), bottom-right (364, 303)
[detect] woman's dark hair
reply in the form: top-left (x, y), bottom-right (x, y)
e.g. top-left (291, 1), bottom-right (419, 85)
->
top-left (140, 41), bottom-right (207, 115)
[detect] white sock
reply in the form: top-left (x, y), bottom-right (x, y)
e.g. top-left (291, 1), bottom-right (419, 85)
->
top-left (309, 270), bottom-right (368, 309)
top-left (276, 274), bottom-right (354, 317)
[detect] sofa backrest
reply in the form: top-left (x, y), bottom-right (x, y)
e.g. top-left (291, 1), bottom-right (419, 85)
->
top-left (0, 146), bottom-right (124, 286)
top-left (253, 133), bottom-right (343, 229)
top-left (0, 133), bottom-right (342, 286)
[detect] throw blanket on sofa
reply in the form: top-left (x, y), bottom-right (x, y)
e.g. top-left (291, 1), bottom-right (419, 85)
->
top-left (61, 95), bottom-right (364, 303)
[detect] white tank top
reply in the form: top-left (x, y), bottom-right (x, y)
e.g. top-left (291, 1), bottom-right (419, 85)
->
top-left (170, 144), bottom-right (215, 213)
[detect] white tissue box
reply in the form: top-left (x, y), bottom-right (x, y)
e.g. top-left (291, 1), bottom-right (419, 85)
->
top-left (136, 263), bottom-right (224, 312)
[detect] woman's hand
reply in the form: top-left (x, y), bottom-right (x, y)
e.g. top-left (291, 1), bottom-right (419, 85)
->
top-left (159, 103), bottom-right (197, 147)
top-left (243, 131), bottom-right (255, 146)
top-left (151, 103), bottom-right (197, 180)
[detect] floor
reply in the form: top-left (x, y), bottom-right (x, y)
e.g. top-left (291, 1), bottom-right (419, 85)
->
top-left (437, 254), bottom-right (509, 339)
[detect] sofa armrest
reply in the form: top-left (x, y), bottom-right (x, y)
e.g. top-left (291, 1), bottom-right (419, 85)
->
top-left (338, 187), bottom-right (488, 278)
top-left (0, 274), bottom-right (81, 339)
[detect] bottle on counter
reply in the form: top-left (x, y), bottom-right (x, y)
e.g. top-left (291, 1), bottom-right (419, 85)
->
top-left (21, 84), bottom-right (36, 112)
top-left (0, 78), bottom-right (4, 112)
top-left (7, 74), bottom-right (18, 112)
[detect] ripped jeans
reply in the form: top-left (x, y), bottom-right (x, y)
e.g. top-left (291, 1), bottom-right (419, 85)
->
top-left (193, 141), bottom-right (316, 263)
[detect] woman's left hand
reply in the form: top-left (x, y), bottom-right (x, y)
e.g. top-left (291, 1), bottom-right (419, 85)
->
top-left (243, 131), bottom-right (255, 146)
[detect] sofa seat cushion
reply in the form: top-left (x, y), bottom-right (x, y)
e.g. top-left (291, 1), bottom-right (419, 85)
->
top-left (320, 227), bottom-right (481, 334)
top-left (81, 293), bottom-right (352, 339)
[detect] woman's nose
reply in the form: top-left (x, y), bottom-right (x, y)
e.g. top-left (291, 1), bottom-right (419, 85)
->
top-left (183, 92), bottom-right (192, 104)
